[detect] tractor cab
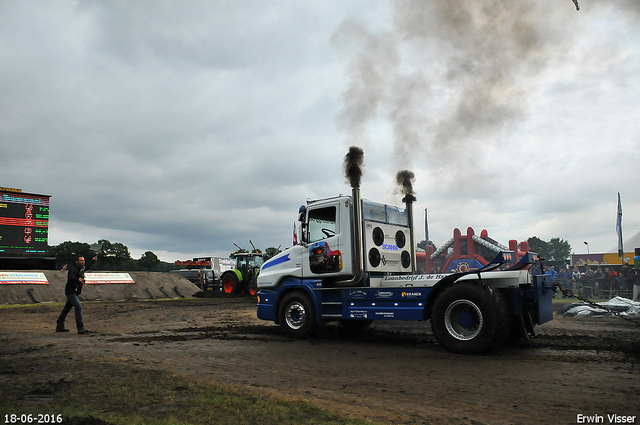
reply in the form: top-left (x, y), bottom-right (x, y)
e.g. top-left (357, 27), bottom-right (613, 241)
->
top-left (235, 252), bottom-right (265, 271)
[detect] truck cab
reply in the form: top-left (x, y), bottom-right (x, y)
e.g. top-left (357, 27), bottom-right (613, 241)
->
top-left (258, 196), bottom-right (356, 289)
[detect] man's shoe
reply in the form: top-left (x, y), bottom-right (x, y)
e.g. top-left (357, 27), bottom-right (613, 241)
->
top-left (77, 322), bottom-right (88, 334)
top-left (56, 325), bottom-right (70, 333)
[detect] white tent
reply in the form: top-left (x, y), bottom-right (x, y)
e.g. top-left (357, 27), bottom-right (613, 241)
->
top-left (610, 230), bottom-right (640, 253)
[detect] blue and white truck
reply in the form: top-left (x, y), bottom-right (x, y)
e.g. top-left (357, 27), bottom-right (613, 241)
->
top-left (256, 147), bottom-right (554, 354)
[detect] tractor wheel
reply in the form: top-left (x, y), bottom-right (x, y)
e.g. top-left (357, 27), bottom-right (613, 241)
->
top-left (221, 271), bottom-right (241, 295)
top-left (278, 291), bottom-right (316, 338)
top-left (430, 283), bottom-right (507, 354)
top-left (246, 278), bottom-right (258, 296)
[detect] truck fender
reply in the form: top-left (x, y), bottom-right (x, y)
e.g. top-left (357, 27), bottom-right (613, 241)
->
top-left (424, 272), bottom-right (474, 316)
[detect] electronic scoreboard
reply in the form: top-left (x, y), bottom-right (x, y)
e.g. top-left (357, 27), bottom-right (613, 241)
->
top-left (0, 187), bottom-right (50, 254)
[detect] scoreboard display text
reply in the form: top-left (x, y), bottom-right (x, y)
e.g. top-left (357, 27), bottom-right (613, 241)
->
top-left (0, 190), bottom-right (50, 254)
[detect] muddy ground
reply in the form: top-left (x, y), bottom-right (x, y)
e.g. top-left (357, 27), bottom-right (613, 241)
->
top-left (1, 297), bottom-right (639, 425)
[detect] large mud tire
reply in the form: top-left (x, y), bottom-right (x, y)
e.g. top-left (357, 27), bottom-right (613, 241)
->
top-left (246, 278), bottom-right (258, 296)
top-left (488, 289), bottom-right (512, 350)
top-left (430, 283), bottom-right (508, 354)
top-left (221, 271), bottom-right (241, 295)
top-left (279, 291), bottom-right (316, 338)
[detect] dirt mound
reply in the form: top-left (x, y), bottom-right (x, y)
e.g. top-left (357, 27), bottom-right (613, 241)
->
top-left (0, 271), bottom-right (200, 304)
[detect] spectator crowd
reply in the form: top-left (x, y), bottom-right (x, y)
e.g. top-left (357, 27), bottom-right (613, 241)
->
top-left (544, 263), bottom-right (640, 301)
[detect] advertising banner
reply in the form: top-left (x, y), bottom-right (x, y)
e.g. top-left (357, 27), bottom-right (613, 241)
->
top-left (0, 272), bottom-right (49, 285)
top-left (571, 252), bottom-right (635, 267)
top-left (85, 273), bottom-right (135, 284)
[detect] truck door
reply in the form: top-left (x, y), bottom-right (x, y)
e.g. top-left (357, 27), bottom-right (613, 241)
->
top-left (302, 203), bottom-right (351, 278)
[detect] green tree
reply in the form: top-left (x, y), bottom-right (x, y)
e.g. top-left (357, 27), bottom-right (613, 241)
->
top-left (527, 236), bottom-right (547, 256)
top-left (48, 241), bottom-right (92, 269)
top-left (547, 237), bottom-right (572, 261)
top-left (94, 239), bottom-right (132, 270)
top-left (94, 239), bottom-right (130, 260)
top-left (138, 251), bottom-right (160, 270)
top-left (527, 236), bottom-right (571, 261)
top-left (264, 246), bottom-right (282, 260)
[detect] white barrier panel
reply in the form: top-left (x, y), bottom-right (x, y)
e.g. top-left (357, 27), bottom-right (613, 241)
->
top-left (0, 272), bottom-right (49, 285)
top-left (85, 273), bottom-right (135, 284)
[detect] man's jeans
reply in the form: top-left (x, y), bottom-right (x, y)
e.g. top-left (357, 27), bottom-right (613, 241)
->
top-left (57, 294), bottom-right (82, 324)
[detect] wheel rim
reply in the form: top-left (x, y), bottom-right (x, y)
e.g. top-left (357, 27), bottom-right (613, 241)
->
top-left (285, 301), bottom-right (306, 330)
top-left (222, 277), bottom-right (234, 293)
top-left (444, 299), bottom-right (483, 341)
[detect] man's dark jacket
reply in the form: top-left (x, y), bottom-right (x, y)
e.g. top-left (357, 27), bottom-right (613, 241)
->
top-left (65, 258), bottom-right (95, 296)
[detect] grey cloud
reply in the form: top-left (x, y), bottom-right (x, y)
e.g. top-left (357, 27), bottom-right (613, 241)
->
top-left (1, 0), bottom-right (638, 260)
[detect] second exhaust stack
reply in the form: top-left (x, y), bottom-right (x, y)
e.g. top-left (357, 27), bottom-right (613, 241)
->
top-left (397, 170), bottom-right (417, 274)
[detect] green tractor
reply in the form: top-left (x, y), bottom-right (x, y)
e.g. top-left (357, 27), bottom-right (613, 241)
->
top-left (220, 250), bottom-right (266, 296)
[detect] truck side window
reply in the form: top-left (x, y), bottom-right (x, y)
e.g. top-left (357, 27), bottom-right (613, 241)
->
top-left (307, 206), bottom-right (336, 243)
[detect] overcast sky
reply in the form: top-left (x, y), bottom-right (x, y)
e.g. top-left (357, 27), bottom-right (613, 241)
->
top-left (1, 0), bottom-right (639, 262)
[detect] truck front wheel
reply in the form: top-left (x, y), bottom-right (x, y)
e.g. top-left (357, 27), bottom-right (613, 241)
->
top-left (279, 292), bottom-right (316, 338)
top-left (430, 283), bottom-right (505, 354)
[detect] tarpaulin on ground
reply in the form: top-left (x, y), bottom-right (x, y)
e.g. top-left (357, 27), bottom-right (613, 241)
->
top-left (558, 296), bottom-right (640, 318)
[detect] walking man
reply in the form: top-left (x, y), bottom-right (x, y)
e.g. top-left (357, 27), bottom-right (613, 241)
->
top-left (56, 254), bottom-right (96, 334)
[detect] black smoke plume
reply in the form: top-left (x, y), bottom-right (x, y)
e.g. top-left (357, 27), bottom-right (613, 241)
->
top-left (344, 146), bottom-right (364, 188)
top-left (396, 170), bottom-right (416, 201)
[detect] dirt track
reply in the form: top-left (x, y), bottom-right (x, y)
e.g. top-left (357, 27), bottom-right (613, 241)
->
top-left (1, 297), bottom-right (639, 424)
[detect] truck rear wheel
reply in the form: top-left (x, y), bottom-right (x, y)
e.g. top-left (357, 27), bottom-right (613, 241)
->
top-left (489, 289), bottom-right (511, 349)
top-left (221, 271), bottom-right (241, 295)
top-left (430, 283), bottom-right (506, 354)
top-left (279, 291), bottom-right (316, 338)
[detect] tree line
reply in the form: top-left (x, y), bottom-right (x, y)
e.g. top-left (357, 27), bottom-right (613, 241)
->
top-left (47, 239), bottom-right (170, 272)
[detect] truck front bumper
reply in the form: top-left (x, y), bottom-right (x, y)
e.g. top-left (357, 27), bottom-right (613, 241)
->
top-left (256, 289), bottom-right (278, 322)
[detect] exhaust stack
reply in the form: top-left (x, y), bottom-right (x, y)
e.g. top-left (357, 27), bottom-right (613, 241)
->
top-left (397, 170), bottom-right (417, 274)
top-left (335, 147), bottom-right (365, 286)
